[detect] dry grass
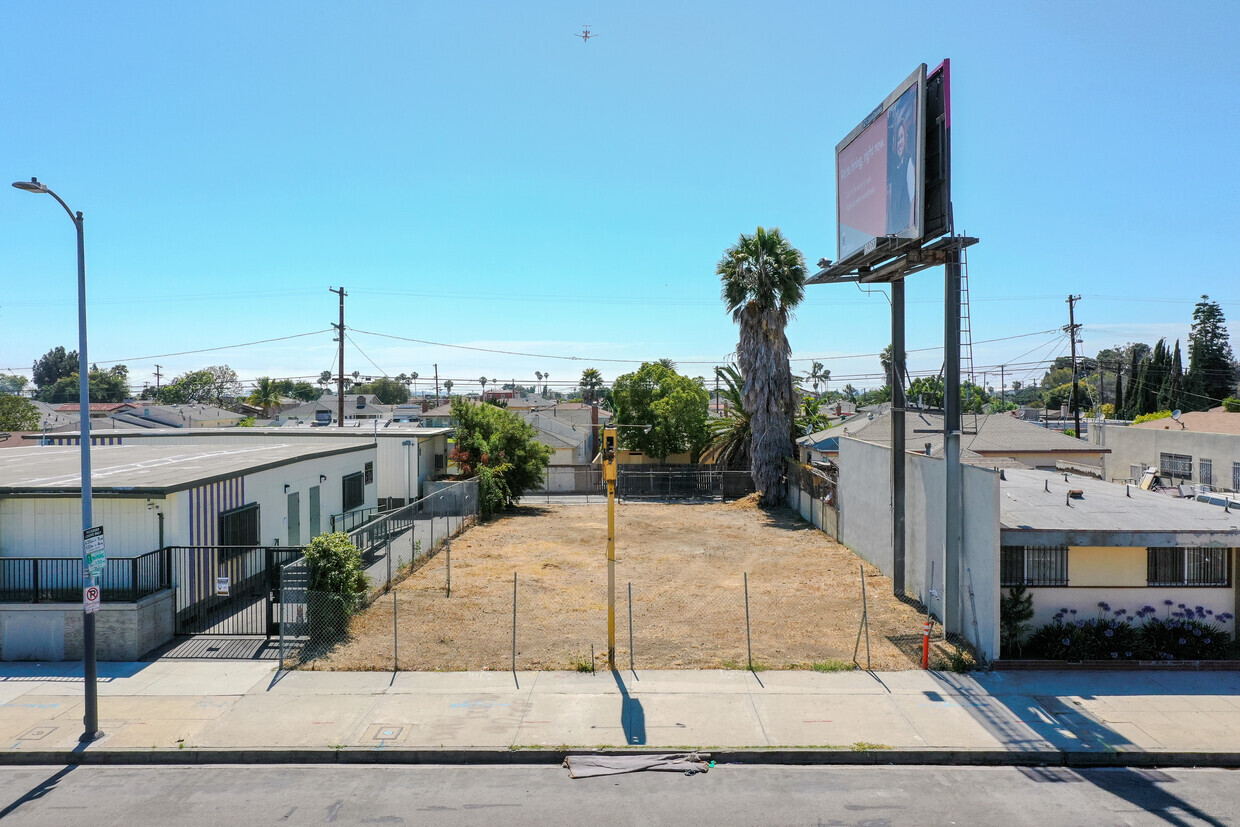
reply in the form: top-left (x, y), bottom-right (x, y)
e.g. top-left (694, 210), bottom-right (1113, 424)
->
top-left (309, 497), bottom-right (955, 671)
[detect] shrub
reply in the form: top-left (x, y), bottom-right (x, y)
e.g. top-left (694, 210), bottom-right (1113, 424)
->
top-left (1133, 410), bottom-right (1173, 425)
top-left (1026, 604), bottom-right (1139, 661)
top-left (1136, 604), bottom-right (1233, 660)
top-left (1024, 603), bottom-right (1234, 662)
top-left (1223, 397), bottom-right (1240, 413)
top-left (1000, 585), bottom-right (1035, 657)
top-left (304, 532), bottom-right (368, 609)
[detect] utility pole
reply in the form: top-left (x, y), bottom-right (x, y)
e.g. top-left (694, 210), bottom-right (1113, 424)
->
top-left (330, 287), bottom-right (346, 427)
top-left (153, 364), bottom-right (163, 391)
top-left (1066, 295), bottom-right (1082, 439)
top-left (433, 364), bottom-right (440, 404)
top-left (999, 365), bottom-right (1005, 406)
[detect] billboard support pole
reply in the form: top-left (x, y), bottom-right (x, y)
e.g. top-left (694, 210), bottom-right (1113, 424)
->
top-left (891, 277), bottom-right (906, 596)
top-left (943, 241), bottom-right (963, 638)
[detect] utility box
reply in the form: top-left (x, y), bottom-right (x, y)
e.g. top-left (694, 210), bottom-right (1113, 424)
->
top-left (601, 427), bottom-right (617, 482)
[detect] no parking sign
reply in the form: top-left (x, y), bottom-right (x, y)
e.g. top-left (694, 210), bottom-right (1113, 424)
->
top-left (84, 585), bottom-right (100, 614)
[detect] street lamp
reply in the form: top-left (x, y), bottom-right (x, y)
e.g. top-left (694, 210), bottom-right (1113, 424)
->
top-left (12, 177), bottom-right (102, 742)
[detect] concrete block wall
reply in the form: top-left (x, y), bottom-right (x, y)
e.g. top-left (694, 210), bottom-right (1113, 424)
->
top-left (0, 589), bottom-right (175, 662)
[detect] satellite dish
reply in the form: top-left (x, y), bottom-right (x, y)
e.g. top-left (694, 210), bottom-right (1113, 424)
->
top-left (1171, 410), bottom-right (1182, 420)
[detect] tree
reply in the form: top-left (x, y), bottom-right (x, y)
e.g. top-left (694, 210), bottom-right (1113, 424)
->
top-left (247, 377), bottom-right (283, 418)
top-left (880, 345), bottom-right (894, 389)
top-left (1185, 295), bottom-right (1236, 411)
top-left (158, 369), bottom-right (215, 404)
top-left (443, 379), bottom-right (454, 397)
top-left (612, 361), bottom-right (712, 462)
top-left (318, 370), bottom-right (334, 390)
top-left (32, 346), bottom-right (78, 390)
top-left (448, 397), bottom-right (551, 518)
top-left (409, 371), bottom-right (419, 395)
top-left (40, 365), bottom-right (129, 403)
top-left (579, 368), bottom-right (604, 403)
top-left (0, 395), bottom-right (39, 430)
top-left (351, 377), bottom-right (409, 404)
top-left (706, 365), bottom-right (751, 469)
top-left (479, 376), bottom-right (489, 396)
top-left (202, 365), bottom-right (241, 405)
top-left (718, 226), bottom-right (806, 505)
top-left (842, 383), bottom-right (858, 402)
top-left (0, 375), bottom-right (29, 395)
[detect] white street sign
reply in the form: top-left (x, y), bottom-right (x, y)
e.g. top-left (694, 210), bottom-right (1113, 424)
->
top-left (216, 576), bottom-right (230, 597)
top-left (84, 585), bottom-right (101, 614)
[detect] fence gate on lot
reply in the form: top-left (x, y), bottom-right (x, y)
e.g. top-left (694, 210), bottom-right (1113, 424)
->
top-left (170, 546), bottom-right (303, 636)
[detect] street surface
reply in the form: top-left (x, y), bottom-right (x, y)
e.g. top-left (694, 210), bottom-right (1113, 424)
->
top-left (0, 765), bottom-right (1237, 826)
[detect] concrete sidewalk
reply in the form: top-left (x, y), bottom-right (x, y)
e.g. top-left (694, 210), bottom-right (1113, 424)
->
top-left (1, 662), bottom-right (1239, 765)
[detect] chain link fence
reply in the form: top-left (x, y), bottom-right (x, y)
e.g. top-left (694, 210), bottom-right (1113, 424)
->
top-left (277, 479), bottom-right (479, 667)
top-left (281, 563), bottom-right (873, 673)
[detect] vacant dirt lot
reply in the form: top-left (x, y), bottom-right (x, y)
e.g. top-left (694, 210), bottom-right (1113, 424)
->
top-left (312, 496), bottom-right (953, 671)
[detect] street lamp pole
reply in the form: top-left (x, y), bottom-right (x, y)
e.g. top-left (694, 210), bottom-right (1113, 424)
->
top-left (12, 177), bottom-right (102, 742)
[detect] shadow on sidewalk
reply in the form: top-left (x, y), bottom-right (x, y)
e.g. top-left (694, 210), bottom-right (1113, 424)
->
top-left (611, 670), bottom-right (645, 745)
top-left (934, 670), bottom-right (1238, 824)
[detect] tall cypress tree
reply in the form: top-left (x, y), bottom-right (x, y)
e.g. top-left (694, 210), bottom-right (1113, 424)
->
top-left (1168, 340), bottom-right (1184, 413)
top-left (1113, 365), bottom-right (1124, 417)
top-left (1123, 349), bottom-right (1141, 419)
top-left (1185, 295), bottom-right (1236, 411)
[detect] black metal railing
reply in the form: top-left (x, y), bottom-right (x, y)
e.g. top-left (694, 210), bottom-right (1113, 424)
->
top-left (328, 504), bottom-right (396, 534)
top-left (0, 548), bottom-right (170, 604)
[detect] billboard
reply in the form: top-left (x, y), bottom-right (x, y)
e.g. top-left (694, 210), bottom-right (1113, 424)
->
top-left (836, 65), bottom-right (927, 264)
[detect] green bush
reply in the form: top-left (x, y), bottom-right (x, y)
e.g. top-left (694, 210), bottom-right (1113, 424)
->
top-left (1132, 410), bottom-right (1172, 425)
top-left (304, 532), bottom-right (368, 611)
top-left (1024, 603), bottom-right (1234, 661)
top-left (1000, 585), bottom-right (1034, 657)
top-left (1223, 397), bottom-right (1240, 413)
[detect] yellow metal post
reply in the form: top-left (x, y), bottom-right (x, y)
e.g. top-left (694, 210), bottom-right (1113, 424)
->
top-left (602, 426), bottom-right (618, 669)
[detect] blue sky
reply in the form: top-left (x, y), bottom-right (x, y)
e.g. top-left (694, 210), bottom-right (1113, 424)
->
top-left (2, 1), bottom-right (1238, 398)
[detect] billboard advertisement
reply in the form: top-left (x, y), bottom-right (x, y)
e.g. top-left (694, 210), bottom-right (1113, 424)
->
top-left (836, 65), bottom-right (926, 264)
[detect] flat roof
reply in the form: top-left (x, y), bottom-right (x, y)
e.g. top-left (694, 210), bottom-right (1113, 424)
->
top-left (1000, 469), bottom-right (1240, 543)
top-left (0, 442), bottom-right (374, 497)
top-left (18, 426), bottom-right (453, 443)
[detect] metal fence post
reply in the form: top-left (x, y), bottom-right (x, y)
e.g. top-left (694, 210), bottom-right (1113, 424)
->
top-left (393, 587), bottom-right (398, 673)
top-left (445, 539), bottom-right (451, 598)
top-left (511, 572), bottom-right (517, 674)
top-left (744, 572), bottom-right (753, 671)
top-left (277, 563), bottom-right (285, 673)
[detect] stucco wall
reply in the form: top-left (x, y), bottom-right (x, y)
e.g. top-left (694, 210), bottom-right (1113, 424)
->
top-left (1094, 423), bottom-right (1240, 489)
top-left (1069, 546), bottom-right (1146, 587)
top-left (1020, 586), bottom-right (1236, 636)
top-left (838, 437), bottom-right (1001, 660)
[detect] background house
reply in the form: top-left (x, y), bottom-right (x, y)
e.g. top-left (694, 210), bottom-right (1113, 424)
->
top-left (1093, 410), bottom-right (1240, 492)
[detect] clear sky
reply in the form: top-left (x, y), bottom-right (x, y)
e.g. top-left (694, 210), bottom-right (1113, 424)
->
top-left (2, 1), bottom-right (1238, 399)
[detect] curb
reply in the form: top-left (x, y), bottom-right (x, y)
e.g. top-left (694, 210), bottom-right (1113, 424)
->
top-left (994, 660), bottom-right (1240, 671)
top-left (1, 747), bottom-right (1238, 769)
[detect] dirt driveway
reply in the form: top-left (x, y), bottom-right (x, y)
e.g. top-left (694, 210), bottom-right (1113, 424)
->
top-left (312, 496), bottom-right (950, 671)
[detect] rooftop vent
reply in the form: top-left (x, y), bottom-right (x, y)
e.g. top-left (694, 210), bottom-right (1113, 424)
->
top-left (1068, 489), bottom-right (1084, 499)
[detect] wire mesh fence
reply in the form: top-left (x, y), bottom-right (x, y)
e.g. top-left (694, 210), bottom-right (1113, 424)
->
top-left (281, 564), bottom-right (871, 673)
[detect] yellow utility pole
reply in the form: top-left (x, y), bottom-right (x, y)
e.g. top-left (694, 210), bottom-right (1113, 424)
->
top-left (601, 425), bottom-right (618, 668)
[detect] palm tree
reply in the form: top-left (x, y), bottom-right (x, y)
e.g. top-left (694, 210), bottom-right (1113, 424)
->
top-left (318, 370), bottom-right (333, 392)
top-left (718, 226), bottom-right (806, 506)
top-left (410, 371), bottom-right (419, 396)
top-left (479, 376), bottom-right (489, 397)
top-left (248, 377), bottom-right (282, 418)
top-left (706, 365), bottom-right (751, 469)
top-left (543, 372), bottom-right (550, 396)
top-left (580, 367), bottom-right (604, 403)
top-left (443, 379), bottom-right (454, 397)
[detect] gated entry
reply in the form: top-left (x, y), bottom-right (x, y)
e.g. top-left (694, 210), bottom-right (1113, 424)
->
top-left (170, 546), bottom-right (303, 636)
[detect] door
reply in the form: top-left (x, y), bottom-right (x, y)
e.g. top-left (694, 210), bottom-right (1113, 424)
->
top-left (308, 485), bottom-right (321, 538)
top-left (287, 492), bottom-right (301, 546)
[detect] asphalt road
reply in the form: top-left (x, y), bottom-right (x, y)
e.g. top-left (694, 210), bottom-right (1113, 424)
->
top-left (0, 764), bottom-right (1237, 826)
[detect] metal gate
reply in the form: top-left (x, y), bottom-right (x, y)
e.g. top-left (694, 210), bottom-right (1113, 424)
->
top-left (170, 546), bottom-right (303, 636)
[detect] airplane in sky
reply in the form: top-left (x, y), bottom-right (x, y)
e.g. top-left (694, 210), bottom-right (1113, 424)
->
top-left (575, 26), bottom-right (596, 42)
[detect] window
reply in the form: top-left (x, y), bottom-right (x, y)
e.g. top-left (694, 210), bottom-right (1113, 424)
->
top-left (1147, 547), bottom-right (1231, 586)
top-left (342, 472), bottom-right (365, 512)
top-left (1233, 462), bottom-right (1240, 493)
top-left (1001, 545), bottom-right (1068, 586)
top-left (218, 503), bottom-right (260, 555)
top-left (1201, 459), bottom-right (1213, 488)
top-left (1160, 452), bottom-right (1192, 480)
